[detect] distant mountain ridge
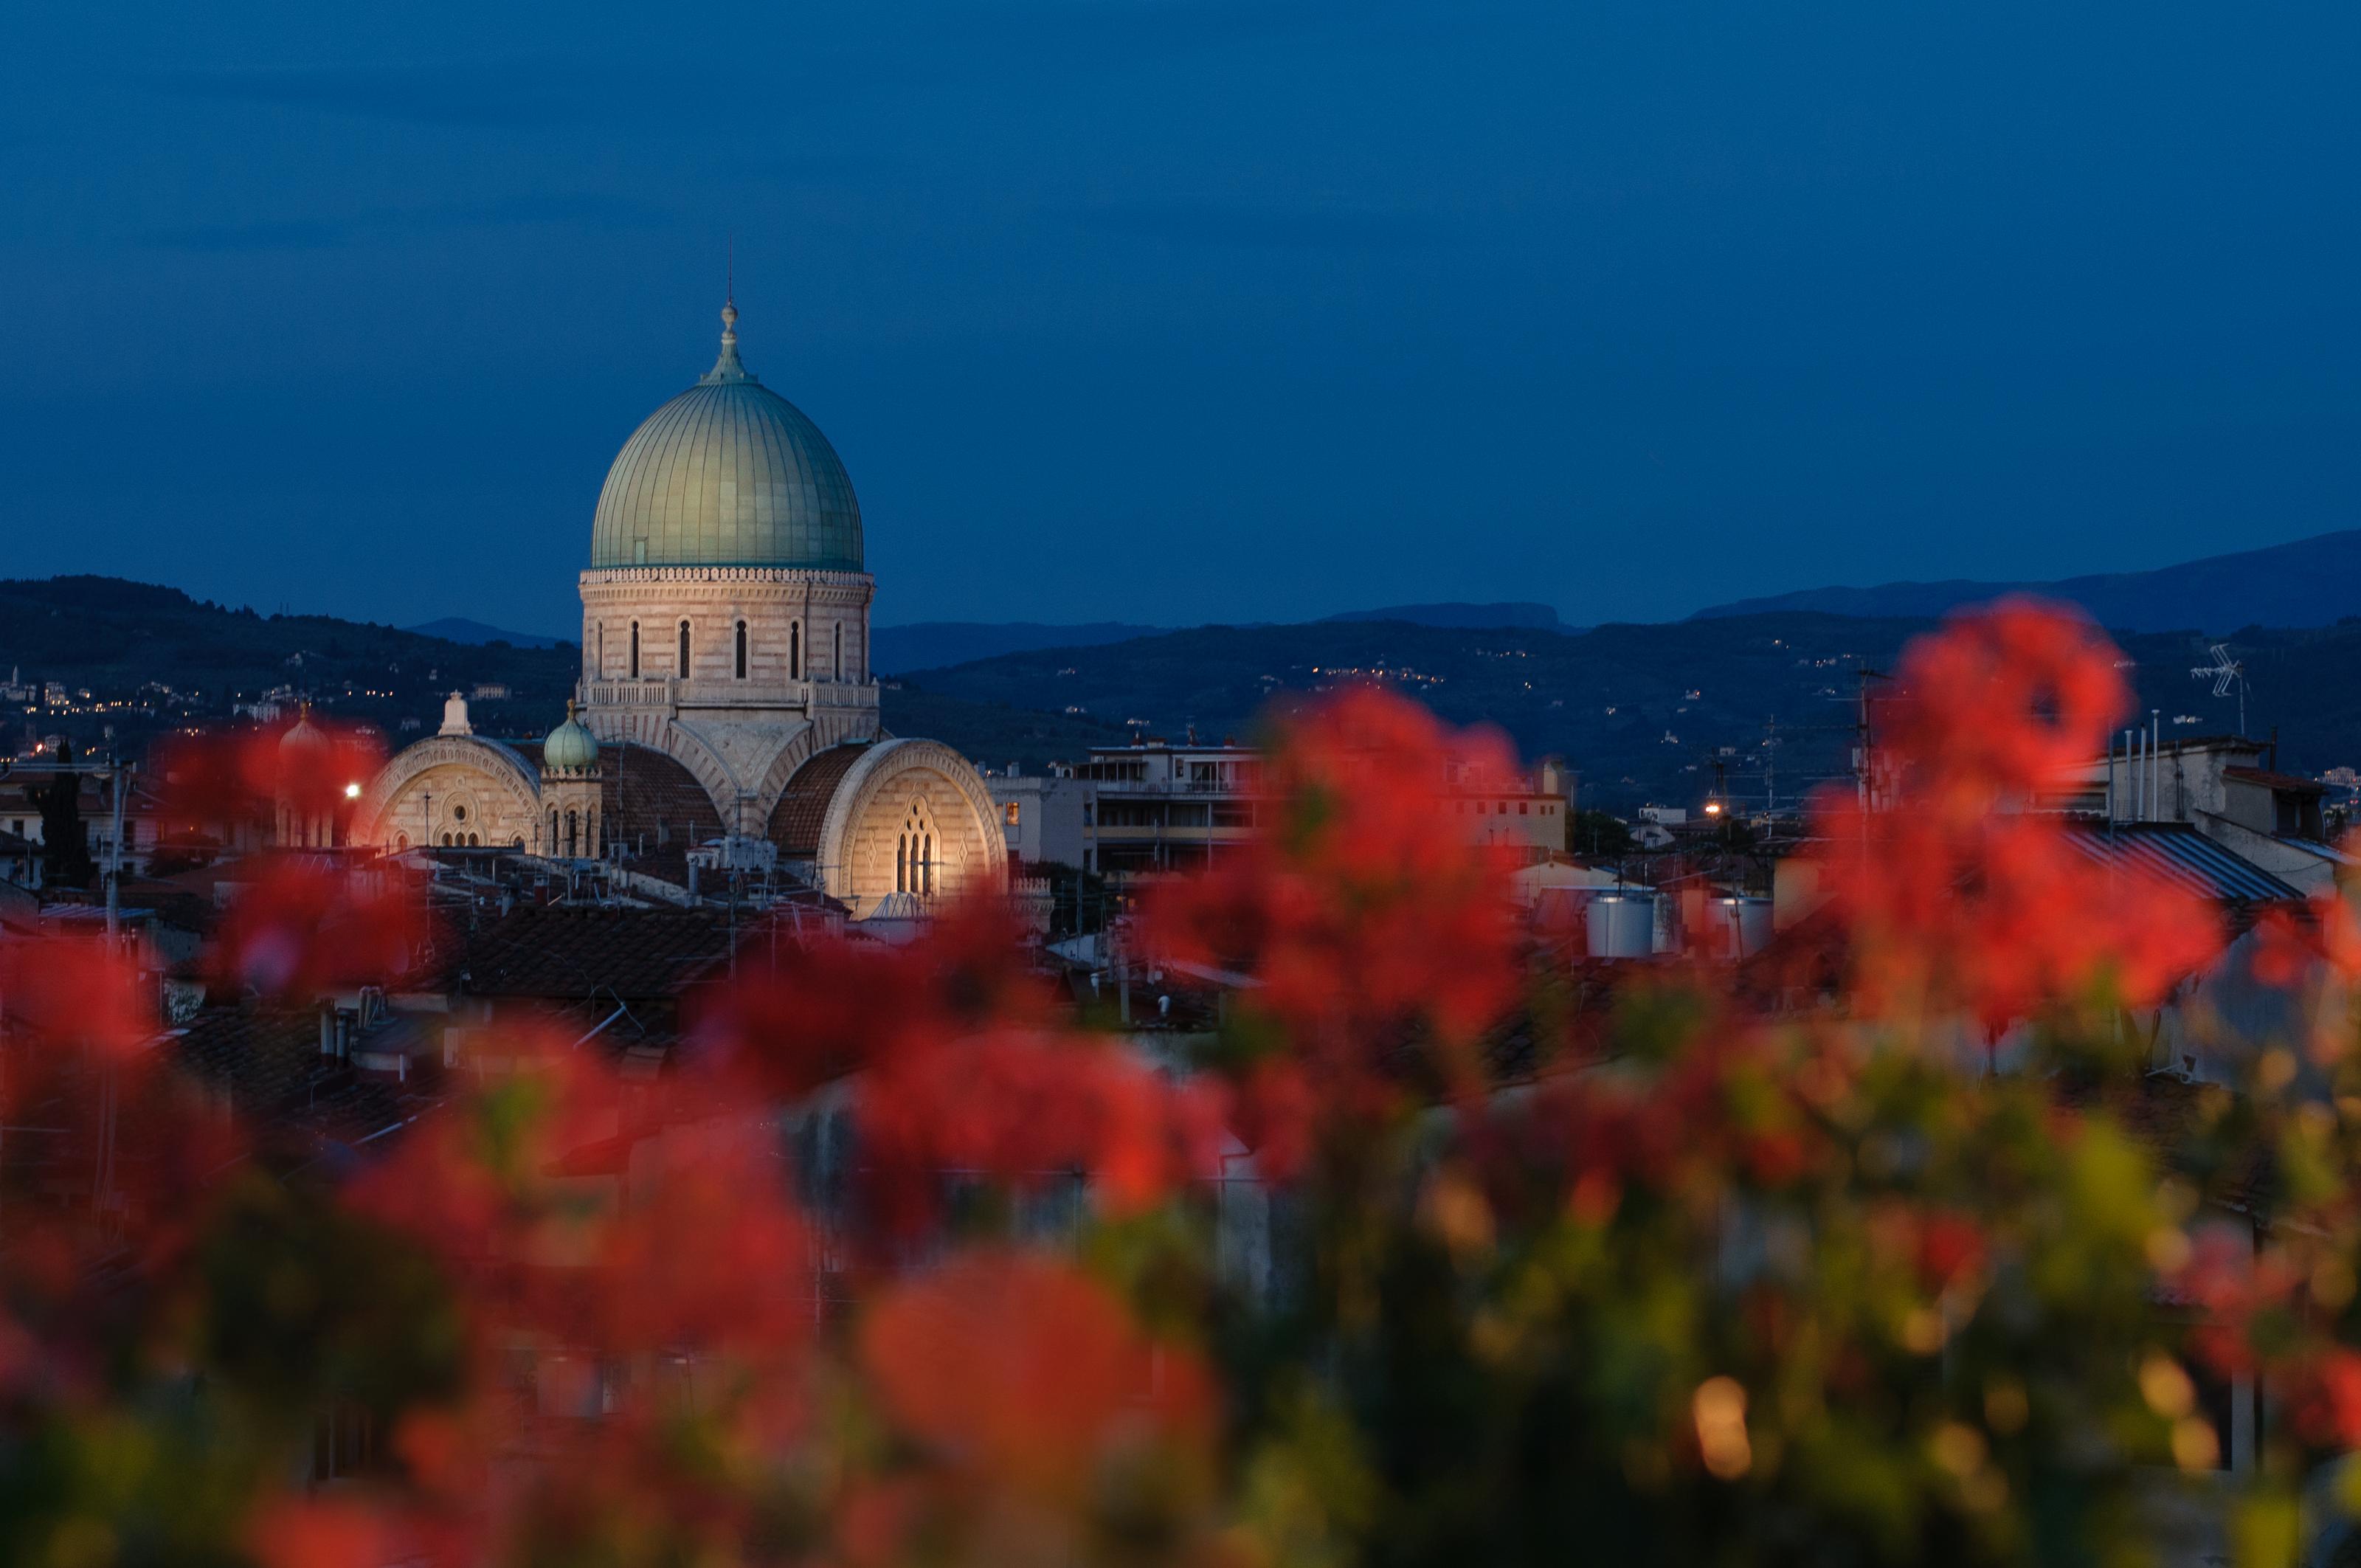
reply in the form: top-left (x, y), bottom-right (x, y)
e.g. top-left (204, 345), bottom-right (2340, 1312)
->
top-left (1690, 529), bottom-right (2361, 634)
top-left (1321, 601), bottom-right (1566, 631)
top-left (875, 603), bottom-right (1568, 673)
top-left (873, 622), bottom-right (1170, 675)
top-left (404, 617), bottom-right (568, 650)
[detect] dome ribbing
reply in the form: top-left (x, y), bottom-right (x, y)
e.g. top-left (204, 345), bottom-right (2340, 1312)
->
top-left (588, 303), bottom-right (863, 572)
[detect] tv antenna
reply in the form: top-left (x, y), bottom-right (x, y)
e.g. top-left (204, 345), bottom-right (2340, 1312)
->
top-left (2190, 643), bottom-right (2247, 734)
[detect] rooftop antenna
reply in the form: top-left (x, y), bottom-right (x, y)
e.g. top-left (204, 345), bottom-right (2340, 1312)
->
top-left (2190, 643), bottom-right (2248, 735)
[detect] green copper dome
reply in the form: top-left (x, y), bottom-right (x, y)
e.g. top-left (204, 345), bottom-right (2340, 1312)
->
top-left (589, 303), bottom-right (864, 572)
top-left (542, 700), bottom-right (600, 774)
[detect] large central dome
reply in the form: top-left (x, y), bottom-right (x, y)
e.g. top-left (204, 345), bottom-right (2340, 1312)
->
top-left (589, 303), bottom-right (864, 572)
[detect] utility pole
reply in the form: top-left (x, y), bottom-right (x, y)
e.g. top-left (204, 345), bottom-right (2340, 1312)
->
top-left (1850, 666), bottom-right (1889, 807)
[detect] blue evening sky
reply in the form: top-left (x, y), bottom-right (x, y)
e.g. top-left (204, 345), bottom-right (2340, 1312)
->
top-left (3, 1), bottom-right (2357, 636)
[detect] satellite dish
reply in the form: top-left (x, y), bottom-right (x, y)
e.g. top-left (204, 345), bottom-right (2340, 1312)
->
top-left (2188, 643), bottom-right (2248, 734)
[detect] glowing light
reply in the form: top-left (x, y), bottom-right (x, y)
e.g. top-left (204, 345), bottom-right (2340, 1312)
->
top-left (344, 782), bottom-right (363, 799)
top-left (1704, 801), bottom-right (1724, 816)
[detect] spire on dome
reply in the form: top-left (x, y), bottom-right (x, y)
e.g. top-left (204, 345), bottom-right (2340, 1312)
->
top-left (702, 294), bottom-right (756, 386)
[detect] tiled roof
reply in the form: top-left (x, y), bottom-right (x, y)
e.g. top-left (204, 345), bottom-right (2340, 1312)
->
top-left (170, 1008), bottom-right (435, 1149)
top-left (437, 905), bottom-right (736, 1001)
top-left (604, 743), bottom-right (726, 854)
top-left (766, 744), bottom-right (868, 857)
top-left (491, 738), bottom-right (725, 857)
top-left (2060, 822), bottom-right (2302, 905)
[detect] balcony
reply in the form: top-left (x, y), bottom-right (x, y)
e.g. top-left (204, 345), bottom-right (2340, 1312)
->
top-left (584, 680), bottom-right (676, 708)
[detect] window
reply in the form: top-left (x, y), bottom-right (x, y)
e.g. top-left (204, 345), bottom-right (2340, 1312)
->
top-left (596, 623), bottom-right (604, 677)
top-left (452, 804), bottom-right (467, 822)
top-left (834, 622), bottom-right (843, 680)
top-left (790, 622), bottom-right (801, 680)
top-left (1518, 802), bottom-right (1529, 815)
top-left (735, 620), bottom-right (748, 680)
top-left (1004, 802), bottom-right (1021, 826)
top-left (629, 621), bottom-right (640, 680)
top-left (678, 621), bottom-right (691, 677)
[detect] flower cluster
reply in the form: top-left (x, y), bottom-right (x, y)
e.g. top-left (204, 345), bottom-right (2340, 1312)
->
top-left (1143, 689), bottom-right (1525, 1175)
top-left (1808, 600), bottom-right (2222, 1026)
top-left (3, 604), bottom-right (2360, 1566)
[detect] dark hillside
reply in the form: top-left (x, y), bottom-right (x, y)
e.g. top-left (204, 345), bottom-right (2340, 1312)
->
top-left (903, 613), bottom-right (2361, 809)
top-left (0, 576), bottom-right (580, 756)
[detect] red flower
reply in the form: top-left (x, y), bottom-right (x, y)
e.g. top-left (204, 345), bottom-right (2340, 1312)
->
top-left (1808, 603), bottom-right (2222, 1026)
top-left (210, 853), bottom-right (426, 996)
top-left (1142, 689), bottom-right (1525, 1173)
top-left (699, 903), bottom-right (1217, 1237)
top-left (1916, 1212), bottom-right (1988, 1293)
top-left (0, 932), bottom-right (154, 1062)
top-left (249, 1496), bottom-right (409, 1568)
top-left (2295, 1350), bottom-right (2361, 1448)
top-left (860, 1250), bottom-right (1212, 1495)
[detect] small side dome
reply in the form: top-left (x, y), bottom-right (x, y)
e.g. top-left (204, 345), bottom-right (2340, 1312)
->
top-left (280, 706), bottom-right (329, 758)
top-left (542, 700), bottom-right (600, 775)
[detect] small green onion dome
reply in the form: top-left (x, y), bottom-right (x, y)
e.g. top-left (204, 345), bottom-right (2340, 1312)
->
top-left (542, 700), bottom-right (600, 775)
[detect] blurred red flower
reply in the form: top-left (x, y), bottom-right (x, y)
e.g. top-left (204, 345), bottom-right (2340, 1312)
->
top-left (1808, 601), bottom-right (2222, 1026)
top-left (210, 853), bottom-right (426, 996)
top-left (1143, 689), bottom-right (1524, 1173)
top-left (860, 1250), bottom-right (1212, 1494)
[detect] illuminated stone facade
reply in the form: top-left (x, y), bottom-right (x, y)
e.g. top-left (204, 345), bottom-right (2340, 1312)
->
top-left (353, 300), bottom-right (1006, 916)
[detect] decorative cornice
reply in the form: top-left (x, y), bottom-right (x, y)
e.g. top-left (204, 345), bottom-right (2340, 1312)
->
top-left (579, 567), bottom-right (875, 590)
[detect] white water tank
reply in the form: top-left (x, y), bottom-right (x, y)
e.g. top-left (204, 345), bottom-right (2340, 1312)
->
top-left (1586, 892), bottom-right (1656, 959)
top-left (1708, 896), bottom-right (1774, 958)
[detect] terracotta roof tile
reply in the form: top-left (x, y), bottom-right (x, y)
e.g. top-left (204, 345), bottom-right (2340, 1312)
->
top-left (438, 904), bottom-right (736, 1001)
top-left (766, 744), bottom-right (869, 857)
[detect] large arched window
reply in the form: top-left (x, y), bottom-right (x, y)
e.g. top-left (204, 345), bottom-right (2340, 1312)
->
top-left (790, 622), bottom-right (801, 680)
top-left (677, 620), bottom-right (691, 679)
top-left (736, 620), bottom-right (748, 680)
top-left (898, 795), bottom-right (941, 900)
top-left (565, 809), bottom-right (579, 857)
top-left (629, 621), bottom-right (640, 680)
